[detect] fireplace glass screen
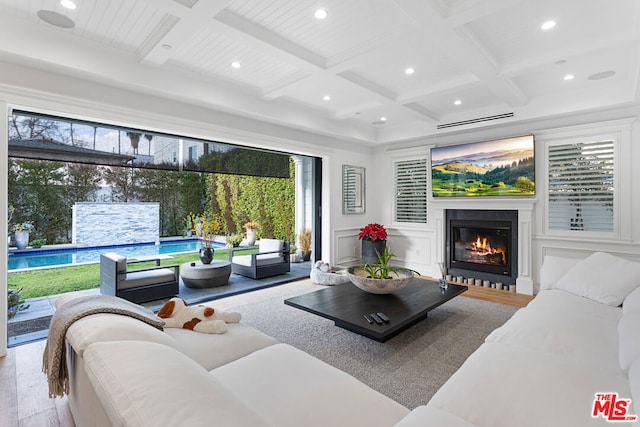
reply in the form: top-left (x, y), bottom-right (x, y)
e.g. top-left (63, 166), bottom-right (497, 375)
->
top-left (450, 222), bottom-right (511, 276)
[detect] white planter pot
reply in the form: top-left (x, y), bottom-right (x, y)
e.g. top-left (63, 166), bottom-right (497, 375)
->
top-left (14, 230), bottom-right (29, 249)
top-left (246, 228), bottom-right (256, 246)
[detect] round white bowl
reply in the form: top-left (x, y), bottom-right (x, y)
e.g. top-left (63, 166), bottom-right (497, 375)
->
top-left (346, 267), bottom-right (414, 294)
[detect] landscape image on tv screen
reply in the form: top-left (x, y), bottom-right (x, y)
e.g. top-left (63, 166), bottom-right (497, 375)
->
top-left (431, 135), bottom-right (535, 197)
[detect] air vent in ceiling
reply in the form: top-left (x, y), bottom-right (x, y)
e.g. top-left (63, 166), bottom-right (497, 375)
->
top-left (437, 113), bottom-right (514, 130)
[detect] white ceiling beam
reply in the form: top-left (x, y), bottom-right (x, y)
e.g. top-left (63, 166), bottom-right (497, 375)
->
top-left (139, 0), bottom-right (233, 64)
top-left (444, 0), bottom-right (525, 28)
top-left (332, 101), bottom-right (384, 120)
top-left (261, 71), bottom-right (313, 100)
top-left (397, 75), bottom-right (478, 104)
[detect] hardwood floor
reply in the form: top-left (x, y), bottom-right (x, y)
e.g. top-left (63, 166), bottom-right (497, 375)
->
top-left (0, 278), bottom-right (532, 427)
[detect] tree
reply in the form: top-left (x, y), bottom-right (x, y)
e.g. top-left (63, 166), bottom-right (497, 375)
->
top-left (103, 166), bottom-right (137, 202)
top-left (10, 159), bottom-right (69, 244)
top-left (66, 163), bottom-right (103, 203)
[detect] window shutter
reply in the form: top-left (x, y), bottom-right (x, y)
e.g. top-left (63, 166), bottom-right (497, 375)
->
top-left (547, 140), bottom-right (614, 232)
top-left (394, 159), bottom-right (428, 223)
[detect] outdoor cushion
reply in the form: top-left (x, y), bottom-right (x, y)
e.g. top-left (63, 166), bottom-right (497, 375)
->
top-left (117, 268), bottom-right (175, 290)
top-left (258, 239), bottom-right (283, 254)
top-left (231, 255), bottom-right (284, 268)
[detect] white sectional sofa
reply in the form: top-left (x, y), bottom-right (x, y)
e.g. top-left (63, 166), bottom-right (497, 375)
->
top-left (64, 312), bottom-right (409, 427)
top-left (399, 252), bottom-right (640, 426)
top-left (63, 252), bottom-right (640, 427)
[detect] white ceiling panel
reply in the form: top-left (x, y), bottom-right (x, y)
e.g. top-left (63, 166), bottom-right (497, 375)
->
top-left (167, 27), bottom-right (301, 91)
top-left (464, 0), bottom-right (638, 68)
top-left (225, 0), bottom-right (412, 63)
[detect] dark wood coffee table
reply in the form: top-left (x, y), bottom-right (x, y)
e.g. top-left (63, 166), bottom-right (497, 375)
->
top-left (285, 277), bottom-right (467, 342)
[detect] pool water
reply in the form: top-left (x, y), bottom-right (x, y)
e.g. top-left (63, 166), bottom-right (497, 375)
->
top-left (8, 239), bottom-right (224, 271)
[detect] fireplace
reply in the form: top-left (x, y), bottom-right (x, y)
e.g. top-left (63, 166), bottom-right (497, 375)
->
top-left (446, 209), bottom-right (518, 285)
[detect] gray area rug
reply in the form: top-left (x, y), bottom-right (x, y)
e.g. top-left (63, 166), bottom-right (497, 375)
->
top-left (231, 287), bottom-right (519, 410)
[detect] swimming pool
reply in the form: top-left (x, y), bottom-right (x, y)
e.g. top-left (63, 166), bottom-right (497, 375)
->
top-left (7, 239), bottom-right (225, 271)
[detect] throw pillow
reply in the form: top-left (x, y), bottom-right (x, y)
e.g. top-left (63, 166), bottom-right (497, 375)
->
top-left (556, 252), bottom-right (640, 306)
top-left (539, 255), bottom-right (580, 290)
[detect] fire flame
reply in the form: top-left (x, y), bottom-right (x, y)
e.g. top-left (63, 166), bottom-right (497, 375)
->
top-left (467, 235), bottom-right (506, 264)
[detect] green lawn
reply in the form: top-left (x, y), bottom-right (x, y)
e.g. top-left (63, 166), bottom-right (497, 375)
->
top-left (7, 248), bottom-right (242, 300)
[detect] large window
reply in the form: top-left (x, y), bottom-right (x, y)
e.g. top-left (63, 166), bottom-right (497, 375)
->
top-left (394, 158), bottom-right (428, 223)
top-left (547, 140), bottom-right (615, 233)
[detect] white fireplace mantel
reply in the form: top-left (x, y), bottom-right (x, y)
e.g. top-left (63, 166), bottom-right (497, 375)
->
top-left (430, 197), bottom-right (537, 295)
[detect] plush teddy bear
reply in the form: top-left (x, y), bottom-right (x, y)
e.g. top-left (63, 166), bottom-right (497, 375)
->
top-left (156, 297), bottom-right (241, 334)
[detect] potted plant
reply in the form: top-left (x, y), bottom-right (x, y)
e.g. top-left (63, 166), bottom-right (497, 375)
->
top-left (299, 227), bottom-right (312, 261)
top-left (183, 214), bottom-right (194, 237)
top-left (226, 232), bottom-right (243, 248)
top-left (8, 287), bottom-right (29, 319)
top-left (29, 238), bottom-right (46, 248)
top-left (358, 223), bottom-right (387, 264)
top-left (198, 215), bottom-right (217, 264)
top-left (243, 221), bottom-right (260, 246)
top-left (12, 222), bottom-right (34, 250)
top-left (347, 247), bottom-right (415, 294)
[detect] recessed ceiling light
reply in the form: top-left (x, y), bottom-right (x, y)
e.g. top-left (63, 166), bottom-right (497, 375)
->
top-left (231, 61), bottom-right (241, 68)
top-left (405, 67), bottom-right (415, 75)
top-left (454, 100), bottom-right (462, 106)
top-left (564, 74), bottom-right (575, 81)
top-left (588, 70), bottom-right (616, 80)
top-left (314, 9), bottom-right (327, 19)
top-left (37, 10), bottom-right (75, 28)
top-left (541, 20), bottom-right (556, 30)
top-left (323, 95), bottom-right (331, 101)
top-left (380, 116), bottom-right (387, 122)
top-left (60, 0), bottom-right (77, 9)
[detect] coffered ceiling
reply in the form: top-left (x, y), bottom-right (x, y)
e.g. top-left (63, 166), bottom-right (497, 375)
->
top-left (0, 0), bottom-right (638, 145)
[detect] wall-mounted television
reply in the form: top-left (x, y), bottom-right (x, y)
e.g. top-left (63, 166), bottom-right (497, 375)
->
top-left (431, 135), bottom-right (535, 197)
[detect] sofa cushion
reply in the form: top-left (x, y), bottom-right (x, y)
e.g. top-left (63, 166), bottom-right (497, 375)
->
top-left (66, 313), bottom-right (178, 357)
top-left (539, 255), bottom-right (580, 290)
top-left (619, 313), bottom-right (640, 373)
top-left (629, 357), bottom-right (640, 417)
top-left (623, 286), bottom-right (640, 315)
top-left (394, 406), bottom-right (478, 427)
top-left (485, 307), bottom-right (620, 371)
top-left (84, 340), bottom-right (269, 427)
top-left (427, 342), bottom-right (632, 427)
top-left (164, 323), bottom-right (279, 370)
top-left (527, 290), bottom-right (622, 321)
top-left (556, 252), bottom-right (640, 306)
top-left (211, 343), bottom-right (410, 426)
top-left (117, 268), bottom-right (175, 290)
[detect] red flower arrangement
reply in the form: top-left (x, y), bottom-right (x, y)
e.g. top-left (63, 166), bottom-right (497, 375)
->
top-left (358, 223), bottom-right (387, 242)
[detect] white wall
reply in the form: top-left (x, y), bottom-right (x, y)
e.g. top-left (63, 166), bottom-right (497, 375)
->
top-left (370, 107), bottom-right (640, 290)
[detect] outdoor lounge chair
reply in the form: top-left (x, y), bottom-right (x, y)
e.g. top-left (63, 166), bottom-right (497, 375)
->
top-left (229, 239), bottom-right (290, 279)
top-left (99, 252), bottom-right (179, 303)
